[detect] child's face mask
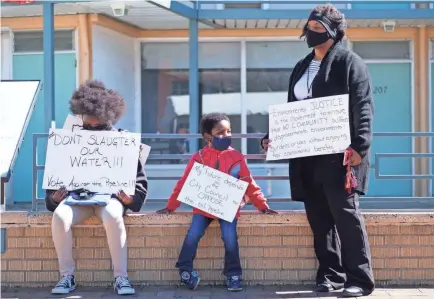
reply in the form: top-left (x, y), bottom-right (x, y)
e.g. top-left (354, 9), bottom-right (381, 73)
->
top-left (208, 119), bottom-right (232, 151)
top-left (211, 136), bottom-right (232, 151)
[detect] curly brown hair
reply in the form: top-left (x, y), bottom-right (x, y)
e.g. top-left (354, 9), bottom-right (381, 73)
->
top-left (69, 80), bottom-right (125, 125)
top-left (301, 4), bottom-right (347, 42)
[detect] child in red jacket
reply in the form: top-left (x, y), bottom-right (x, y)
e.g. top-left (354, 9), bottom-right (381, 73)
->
top-left (157, 113), bottom-right (277, 292)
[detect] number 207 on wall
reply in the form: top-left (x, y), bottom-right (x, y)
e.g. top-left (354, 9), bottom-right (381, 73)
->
top-left (373, 86), bottom-right (387, 94)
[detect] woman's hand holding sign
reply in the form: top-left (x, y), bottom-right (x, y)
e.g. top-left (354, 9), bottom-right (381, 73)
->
top-left (117, 190), bottom-right (133, 206)
top-left (343, 147), bottom-right (361, 166)
top-left (52, 187), bottom-right (68, 203)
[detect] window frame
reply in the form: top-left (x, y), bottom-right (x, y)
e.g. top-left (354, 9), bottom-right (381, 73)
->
top-left (12, 29), bottom-right (76, 54)
top-left (350, 40), bottom-right (413, 61)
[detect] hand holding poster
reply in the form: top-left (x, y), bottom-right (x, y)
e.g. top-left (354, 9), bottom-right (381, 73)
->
top-left (177, 162), bottom-right (248, 222)
top-left (42, 129), bottom-right (141, 194)
top-left (266, 94), bottom-right (351, 161)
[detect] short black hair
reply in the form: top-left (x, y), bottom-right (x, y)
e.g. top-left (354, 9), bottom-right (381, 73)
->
top-left (301, 4), bottom-right (346, 42)
top-left (69, 80), bottom-right (125, 125)
top-left (200, 113), bottom-right (230, 136)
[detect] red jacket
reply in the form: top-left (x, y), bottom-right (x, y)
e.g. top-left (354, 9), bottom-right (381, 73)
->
top-left (166, 146), bottom-right (269, 219)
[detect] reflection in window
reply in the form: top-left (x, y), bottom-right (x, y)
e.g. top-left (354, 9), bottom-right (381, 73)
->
top-left (245, 41), bottom-right (310, 163)
top-left (140, 42), bottom-right (241, 164)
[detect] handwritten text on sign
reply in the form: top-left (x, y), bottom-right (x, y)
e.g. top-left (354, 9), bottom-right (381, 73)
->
top-left (266, 94), bottom-right (351, 161)
top-left (42, 129), bottom-right (140, 194)
top-left (177, 162), bottom-right (248, 222)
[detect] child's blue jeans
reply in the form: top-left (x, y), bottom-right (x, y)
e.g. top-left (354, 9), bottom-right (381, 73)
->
top-left (176, 214), bottom-right (242, 277)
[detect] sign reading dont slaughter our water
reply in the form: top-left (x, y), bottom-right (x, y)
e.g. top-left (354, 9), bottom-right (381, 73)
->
top-left (177, 162), bottom-right (249, 222)
top-left (42, 128), bottom-right (141, 194)
top-left (266, 94), bottom-right (351, 161)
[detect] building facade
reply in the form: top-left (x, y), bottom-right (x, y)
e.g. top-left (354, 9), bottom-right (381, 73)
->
top-left (1, 0), bottom-right (434, 209)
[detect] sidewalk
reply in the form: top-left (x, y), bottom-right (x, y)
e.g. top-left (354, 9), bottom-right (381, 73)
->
top-left (2, 286), bottom-right (433, 299)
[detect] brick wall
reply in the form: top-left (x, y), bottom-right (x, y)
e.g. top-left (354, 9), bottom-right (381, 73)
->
top-left (2, 212), bottom-right (434, 287)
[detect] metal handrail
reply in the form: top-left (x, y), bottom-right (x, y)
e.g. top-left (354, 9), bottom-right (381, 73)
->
top-left (31, 132), bottom-right (434, 211)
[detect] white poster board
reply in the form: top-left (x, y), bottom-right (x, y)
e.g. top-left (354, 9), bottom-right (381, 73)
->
top-left (42, 128), bottom-right (141, 194)
top-left (0, 80), bottom-right (40, 179)
top-left (267, 94), bottom-right (351, 161)
top-left (177, 162), bottom-right (249, 222)
top-left (63, 114), bottom-right (151, 166)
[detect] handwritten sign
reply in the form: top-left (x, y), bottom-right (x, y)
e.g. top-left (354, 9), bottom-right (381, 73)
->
top-left (0, 80), bottom-right (40, 179)
top-left (62, 114), bottom-right (151, 166)
top-left (267, 94), bottom-right (351, 161)
top-left (177, 162), bottom-right (249, 222)
top-left (42, 129), bottom-right (141, 194)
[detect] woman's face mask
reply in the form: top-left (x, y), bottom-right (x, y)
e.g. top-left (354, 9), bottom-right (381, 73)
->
top-left (305, 19), bottom-right (333, 48)
top-left (305, 28), bottom-right (330, 48)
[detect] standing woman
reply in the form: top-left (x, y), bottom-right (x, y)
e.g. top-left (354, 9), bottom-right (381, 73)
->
top-left (262, 4), bottom-right (375, 297)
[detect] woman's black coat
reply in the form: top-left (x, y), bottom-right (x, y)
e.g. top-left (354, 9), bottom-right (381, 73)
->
top-left (264, 42), bottom-right (374, 201)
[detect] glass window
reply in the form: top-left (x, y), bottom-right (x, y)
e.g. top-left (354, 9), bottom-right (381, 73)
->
top-left (13, 30), bottom-right (75, 53)
top-left (245, 41), bottom-right (310, 162)
top-left (267, 3), bottom-right (347, 9)
top-left (352, 41), bottom-right (411, 60)
top-left (351, 3), bottom-right (411, 9)
top-left (140, 42), bottom-right (241, 163)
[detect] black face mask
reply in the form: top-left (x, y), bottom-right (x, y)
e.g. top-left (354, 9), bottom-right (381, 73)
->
top-left (82, 123), bottom-right (111, 131)
top-left (305, 29), bottom-right (330, 48)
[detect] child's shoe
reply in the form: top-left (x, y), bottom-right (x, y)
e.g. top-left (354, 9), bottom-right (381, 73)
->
top-left (227, 275), bottom-right (243, 292)
top-left (51, 275), bottom-right (76, 294)
top-left (180, 270), bottom-right (200, 290)
top-left (114, 276), bottom-right (135, 295)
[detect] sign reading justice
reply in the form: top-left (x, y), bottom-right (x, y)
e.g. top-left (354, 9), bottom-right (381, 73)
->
top-left (42, 129), bottom-right (141, 194)
top-left (267, 94), bottom-right (351, 161)
top-left (177, 162), bottom-right (249, 222)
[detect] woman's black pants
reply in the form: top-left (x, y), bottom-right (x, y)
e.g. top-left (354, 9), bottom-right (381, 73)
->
top-left (303, 182), bottom-right (375, 292)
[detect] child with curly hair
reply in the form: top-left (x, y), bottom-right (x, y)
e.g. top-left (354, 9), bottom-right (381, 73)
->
top-left (45, 80), bottom-right (148, 296)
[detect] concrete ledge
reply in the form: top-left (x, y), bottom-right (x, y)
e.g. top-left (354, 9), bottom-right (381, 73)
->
top-left (3, 210), bottom-right (434, 226)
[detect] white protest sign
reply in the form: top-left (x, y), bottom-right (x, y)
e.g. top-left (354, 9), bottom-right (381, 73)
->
top-left (177, 162), bottom-right (249, 222)
top-left (62, 114), bottom-right (151, 166)
top-left (267, 94), bottom-right (351, 161)
top-left (42, 128), bottom-right (141, 194)
top-left (0, 80), bottom-right (40, 178)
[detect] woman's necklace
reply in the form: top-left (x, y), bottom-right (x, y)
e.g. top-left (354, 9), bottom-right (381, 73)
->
top-left (306, 64), bottom-right (313, 99)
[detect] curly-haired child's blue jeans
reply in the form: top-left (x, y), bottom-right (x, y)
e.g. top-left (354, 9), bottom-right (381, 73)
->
top-left (176, 214), bottom-right (242, 277)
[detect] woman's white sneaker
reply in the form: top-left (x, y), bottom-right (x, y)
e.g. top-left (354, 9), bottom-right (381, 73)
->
top-left (114, 276), bottom-right (135, 295)
top-left (51, 275), bottom-right (76, 294)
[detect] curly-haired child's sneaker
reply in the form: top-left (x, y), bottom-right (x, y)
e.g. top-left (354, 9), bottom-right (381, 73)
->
top-left (51, 275), bottom-right (76, 294)
top-left (180, 270), bottom-right (200, 290)
top-left (114, 276), bottom-right (135, 295)
top-left (227, 275), bottom-right (243, 292)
